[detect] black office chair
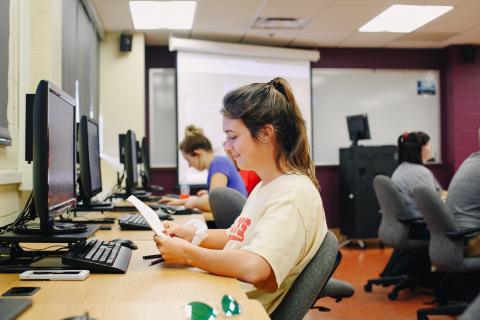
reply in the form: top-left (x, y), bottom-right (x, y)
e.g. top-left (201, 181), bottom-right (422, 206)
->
top-left (364, 175), bottom-right (429, 300)
top-left (413, 186), bottom-right (480, 320)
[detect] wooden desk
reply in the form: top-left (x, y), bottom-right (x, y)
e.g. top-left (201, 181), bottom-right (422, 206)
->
top-left (0, 213), bottom-right (269, 319)
top-left (0, 241), bottom-right (268, 319)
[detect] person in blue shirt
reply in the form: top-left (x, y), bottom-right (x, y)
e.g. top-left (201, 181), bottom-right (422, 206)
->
top-left (161, 125), bottom-right (247, 211)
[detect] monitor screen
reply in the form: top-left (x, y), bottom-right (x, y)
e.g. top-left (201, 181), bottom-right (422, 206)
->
top-left (347, 114), bottom-right (371, 144)
top-left (87, 119), bottom-right (102, 193)
top-left (47, 88), bottom-right (76, 211)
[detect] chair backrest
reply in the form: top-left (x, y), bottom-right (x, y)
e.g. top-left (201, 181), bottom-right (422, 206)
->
top-left (271, 230), bottom-right (339, 320)
top-left (412, 186), bottom-right (464, 271)
top-left (208, 187), bottom-right (246, 229)
top-left (373, 175), bottom-right (415, 248)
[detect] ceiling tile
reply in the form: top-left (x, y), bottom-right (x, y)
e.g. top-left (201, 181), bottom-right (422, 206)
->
top-left (291, 30), bottom-right (352, 47)
top-left (243, 28), bottom-right (300, 46)
top-left (339, 31), bottom-right (403, 47)
top-left (258, 2), bottom-right (330, 18)
top-left (306, 18), bottom-right (364, 31)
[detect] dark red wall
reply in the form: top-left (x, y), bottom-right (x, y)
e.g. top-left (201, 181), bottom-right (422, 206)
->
top-left (145, 45), bottom-right (480, 227)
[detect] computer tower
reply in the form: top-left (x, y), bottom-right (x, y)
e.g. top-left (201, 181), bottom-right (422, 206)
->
top-left (339, 145), bottom-right (398, 239)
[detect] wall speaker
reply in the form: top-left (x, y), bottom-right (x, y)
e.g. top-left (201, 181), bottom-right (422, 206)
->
top-left (461, 45), bottom-right (476, 63)
top-left (120, 33), bottom-right (132, 52)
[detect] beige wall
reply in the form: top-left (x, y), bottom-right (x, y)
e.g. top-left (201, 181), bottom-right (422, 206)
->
top-left (98, 32), bottom-right (145, 199)
top-left (0, 0), bottom-right (62, 226)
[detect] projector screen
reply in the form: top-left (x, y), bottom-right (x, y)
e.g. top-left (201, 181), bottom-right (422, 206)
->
top-left (176, 51), bottom-right (312, 185)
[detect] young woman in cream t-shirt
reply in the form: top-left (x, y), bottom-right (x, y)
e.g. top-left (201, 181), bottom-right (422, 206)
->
top-left (154, 78), bottom-right (328, 314)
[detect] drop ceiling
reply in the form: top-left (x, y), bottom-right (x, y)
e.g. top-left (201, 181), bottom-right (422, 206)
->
top-left (91, 0), bottom-right (480, 48)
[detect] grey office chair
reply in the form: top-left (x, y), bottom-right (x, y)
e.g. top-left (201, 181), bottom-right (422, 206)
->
top-left (271, 230), bottom-right (340, 320)
top-left (312, 278), bottom-right (355, 312)
top-left (459, 293), bottom-right (480, 320)
top-left (208, 187), bottom-right (247, 229)
top-left (364, 175), bottom-right (429, 300)
top-left (413, 186), bottom-right (480, 320)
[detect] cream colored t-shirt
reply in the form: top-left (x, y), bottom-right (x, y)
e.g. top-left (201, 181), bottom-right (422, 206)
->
top-left (224, 173), bottom-right (328, 314)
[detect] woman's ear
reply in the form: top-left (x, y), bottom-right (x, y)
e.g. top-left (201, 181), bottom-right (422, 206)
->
top-left (192, 149), bottom-right (201, 157)
top-left (257, 124), bottom-right (275, 144)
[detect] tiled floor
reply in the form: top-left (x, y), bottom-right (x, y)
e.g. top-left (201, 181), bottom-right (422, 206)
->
top-left (303, 246), bottom-right (455, 320)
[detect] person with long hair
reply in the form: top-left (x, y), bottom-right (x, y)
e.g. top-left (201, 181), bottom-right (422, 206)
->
top-left (161, 125), bottom-right (247, 211)
top-left (154, 78), bottom-right (327, 314)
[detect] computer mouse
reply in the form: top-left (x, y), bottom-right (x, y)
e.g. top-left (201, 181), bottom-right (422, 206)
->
top-left (111, 239), bottom-right (138, 250)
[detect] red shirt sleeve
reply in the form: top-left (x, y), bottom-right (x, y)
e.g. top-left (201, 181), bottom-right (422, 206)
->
top-left (239, 170), bottom-right (261, 195)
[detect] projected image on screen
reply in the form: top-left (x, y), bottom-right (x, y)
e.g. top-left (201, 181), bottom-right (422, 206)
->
top-left (176, 51), bottom-right (312, 185)
top-left (47, 93), bottom-right (75, 209)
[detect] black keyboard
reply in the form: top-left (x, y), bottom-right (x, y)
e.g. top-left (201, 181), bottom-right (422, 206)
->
top-left (119, 212), bottom-right (172, 230)
top-left (62, 239), bottom-right (132, 274)
top-left (158, 204), bottom-right (201, 215)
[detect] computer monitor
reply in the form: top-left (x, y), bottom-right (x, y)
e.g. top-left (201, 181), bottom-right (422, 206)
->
top-left (141, 137), bottom-right (151, 188)
top-left (31, 80), bottom-right (77, 231)
top-left (136, 140), bottom-right (142, 164)
top-left (124, 129), bottom-right (138, 195)
top-left (118, 133), bottom-right (125, 164)
top-left (78, 115), bottom-right (102, 204)
top-left (347, 114), bottom-right (371, 146)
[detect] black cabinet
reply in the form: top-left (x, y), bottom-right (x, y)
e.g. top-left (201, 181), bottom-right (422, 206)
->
top-left (340, 146), bottom-right (398, 238)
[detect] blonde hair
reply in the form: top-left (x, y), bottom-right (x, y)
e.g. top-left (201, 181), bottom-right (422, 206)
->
top-left (221, 77), bottom-right (319, 189)
top-left (179, 125), bottom-right (212, 155)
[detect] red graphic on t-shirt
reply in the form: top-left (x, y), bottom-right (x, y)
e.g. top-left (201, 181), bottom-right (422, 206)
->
top-left (229, 217), bottom-right (251, 242)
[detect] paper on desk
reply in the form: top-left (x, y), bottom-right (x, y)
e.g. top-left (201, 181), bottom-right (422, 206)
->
top-left (126, 195), bottom-right (169, 239)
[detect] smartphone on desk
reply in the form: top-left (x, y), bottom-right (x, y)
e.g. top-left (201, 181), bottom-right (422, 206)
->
top-left (19, 270), bottom-right (90, 281)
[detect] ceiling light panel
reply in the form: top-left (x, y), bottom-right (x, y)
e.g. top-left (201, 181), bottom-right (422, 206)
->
top-left (129, 1), bottom-right (197, 30)
top-left (359, 4), bottom-right (453, 33)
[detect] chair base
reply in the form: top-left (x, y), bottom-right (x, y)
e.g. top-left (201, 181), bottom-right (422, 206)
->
top-left (416, 302), bottom-right (468, 320)
top-left (364, 275), bottom-right (416, 300)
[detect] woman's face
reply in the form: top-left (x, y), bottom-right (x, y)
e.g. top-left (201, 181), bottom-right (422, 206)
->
top-left (223, 116), bottom-right (264, 171)
top-left (421, 140), bottom-right (433, 163)
top-left (181, 150), bottom-right (203, 171)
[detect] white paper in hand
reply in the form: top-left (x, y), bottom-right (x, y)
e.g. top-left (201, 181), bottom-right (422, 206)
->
top-left (126, 195), bottom-right (169, 238)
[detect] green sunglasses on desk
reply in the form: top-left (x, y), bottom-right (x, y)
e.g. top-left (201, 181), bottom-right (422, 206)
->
top-left (185, 295), bottom-right (241, 320)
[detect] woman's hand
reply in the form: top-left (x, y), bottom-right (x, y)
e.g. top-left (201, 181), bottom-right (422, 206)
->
top-left (154, 236), bottom-right (193, 264)
top-left (196, 189), bottom-right (208, 196)
top-left (162, 221), bottom-right (196, 242)
top-left (184, 196), bottom-right (199, 209)
top-left (159, 197), bottom-right (187, 206)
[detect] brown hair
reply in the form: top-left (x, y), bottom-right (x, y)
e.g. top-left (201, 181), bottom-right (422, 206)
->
top-left (221, 77), bottom-right (319, 189)
top-left (179, 125), bottom-right (212, 155)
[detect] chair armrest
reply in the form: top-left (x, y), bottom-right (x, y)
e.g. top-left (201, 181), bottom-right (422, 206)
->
top-left (446, 227), bottom-right (480, 240)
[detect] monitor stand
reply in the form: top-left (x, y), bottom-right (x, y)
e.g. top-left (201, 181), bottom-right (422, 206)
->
top-left (75, 201), bottom-right (114, 212)
top-left (0, 224), bottom-right (99, 243)
top-left (112, 189), bottom-right (150, 199)
top-left (13, 222), bottom-right (88, 235)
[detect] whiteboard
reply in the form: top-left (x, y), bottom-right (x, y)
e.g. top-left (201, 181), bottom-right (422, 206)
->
top-left (312, 68), bottom-right (441, 165)
top-left (176, 51), bottom-right (312, 185)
